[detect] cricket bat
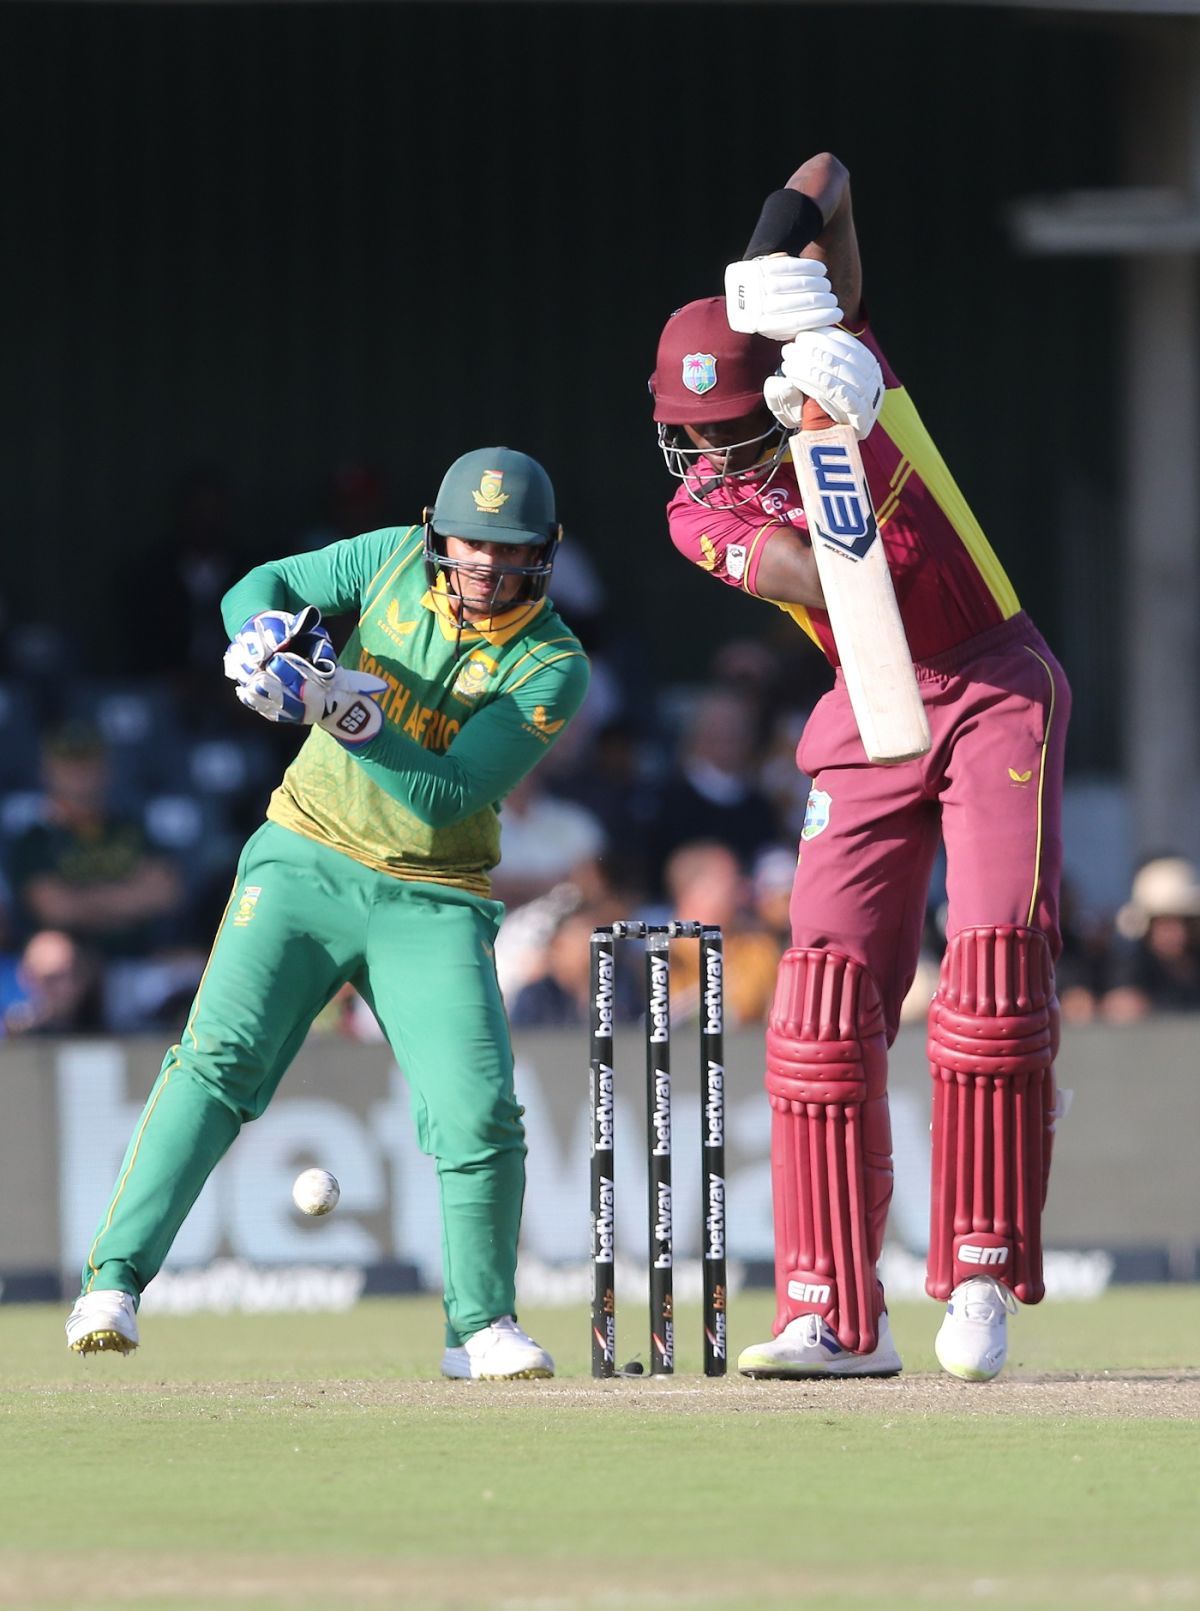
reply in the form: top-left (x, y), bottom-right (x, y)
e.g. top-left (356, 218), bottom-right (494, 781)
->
top-left (735, 189), bottom-right (930, 765)
top-left (790, 396), bottom-right (931, 765)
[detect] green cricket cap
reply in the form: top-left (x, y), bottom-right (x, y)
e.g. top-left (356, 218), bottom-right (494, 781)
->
top-left (429, 447), bottom-right (557, 545)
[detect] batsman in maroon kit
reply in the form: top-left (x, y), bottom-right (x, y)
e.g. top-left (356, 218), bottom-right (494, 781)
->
top-left (650, 152), bottom-right (1072, 1381)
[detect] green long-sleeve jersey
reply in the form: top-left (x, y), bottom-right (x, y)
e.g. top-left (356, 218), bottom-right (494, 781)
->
top-left (221, 527), bottom-right (590, 896)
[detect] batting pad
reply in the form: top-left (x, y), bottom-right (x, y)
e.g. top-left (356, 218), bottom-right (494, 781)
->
top-left (926, 926), bottom-right (1057, 1305)
top-left (765, 949), bottom-right (892, 1354)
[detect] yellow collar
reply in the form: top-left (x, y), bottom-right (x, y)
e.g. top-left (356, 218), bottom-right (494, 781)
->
top-left (423, 576), bottom-right (546, 645)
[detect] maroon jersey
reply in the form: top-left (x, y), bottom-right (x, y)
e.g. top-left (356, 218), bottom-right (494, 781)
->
top-left (667, 321), bottom-right (1021, 666)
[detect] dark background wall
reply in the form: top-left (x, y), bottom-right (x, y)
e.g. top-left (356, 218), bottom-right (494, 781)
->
top-left (0, 3), bottom-right (1123, 761)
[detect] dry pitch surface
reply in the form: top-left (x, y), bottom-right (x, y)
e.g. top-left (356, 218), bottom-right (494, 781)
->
top-left (25, 1364), bottom-right (1200, 1418)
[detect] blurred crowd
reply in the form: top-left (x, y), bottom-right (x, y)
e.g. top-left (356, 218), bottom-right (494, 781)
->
top-left (4, 465), bottom-right (1200, 1041)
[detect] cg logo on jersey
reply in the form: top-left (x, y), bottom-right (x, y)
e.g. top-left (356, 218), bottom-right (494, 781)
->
top-left (805, 443), bottom-right (878, 560)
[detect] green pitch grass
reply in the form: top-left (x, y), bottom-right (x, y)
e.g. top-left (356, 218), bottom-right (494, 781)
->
top-left (1, 1288), bottom-right (1197, 1610)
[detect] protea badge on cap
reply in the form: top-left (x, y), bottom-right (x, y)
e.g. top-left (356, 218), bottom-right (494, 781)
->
top-left (430, 446), bottom-right (558, 545)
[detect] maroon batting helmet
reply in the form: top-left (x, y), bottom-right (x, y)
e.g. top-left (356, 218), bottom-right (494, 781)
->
top-left (650, 296), bottom-right (779, 424)
top-left (650, 296), bottom-right (788, 507)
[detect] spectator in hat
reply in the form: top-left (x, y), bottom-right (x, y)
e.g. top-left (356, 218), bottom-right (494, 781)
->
top-left (1100, 854), bottom-right (1200, 1022)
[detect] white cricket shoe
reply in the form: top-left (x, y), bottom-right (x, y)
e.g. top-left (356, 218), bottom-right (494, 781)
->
top-left (738, 1312), bottom-right (902, 1379)
top-left (935, 1276), bottom-right (1018, 1382)
top-left (65, 1290), bottom-right (139, 1356)
top-left (441, 1316), bottom-right (554, 1380)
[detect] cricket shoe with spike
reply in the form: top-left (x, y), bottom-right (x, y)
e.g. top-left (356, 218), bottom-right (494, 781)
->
top-left (441, 1316), bottom-right (554, 1380)
top-left (66, 1290), bottom-right (139, 1356)
top-left (935, 1276), bottom-right (1018, 1382)
top-left (738, 1312), bottom-right (902, 1379)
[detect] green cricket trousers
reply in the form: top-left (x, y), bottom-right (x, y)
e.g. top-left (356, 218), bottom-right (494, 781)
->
top-left (82, 822), bottom-right (526, 1345)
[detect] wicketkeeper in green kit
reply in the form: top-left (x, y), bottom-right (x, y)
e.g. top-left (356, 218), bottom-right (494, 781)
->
top-left (66, 447), bottom-right (589, 1379)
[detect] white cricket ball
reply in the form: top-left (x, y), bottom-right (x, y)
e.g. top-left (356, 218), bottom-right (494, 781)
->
top-left (292, 1167), bottom-right (340, 1216)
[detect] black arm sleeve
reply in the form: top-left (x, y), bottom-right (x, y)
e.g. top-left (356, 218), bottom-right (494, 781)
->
top-left (744, 190), bottom-right (826, 258)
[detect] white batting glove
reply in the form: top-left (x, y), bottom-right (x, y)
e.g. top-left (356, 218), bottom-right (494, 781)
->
top-left (762, 374), bottom-right (807, 432)
top-left (774, 328), bottom-right (885, 440)
top-left (724, 256), bottom-right (842, 341)
top-left (237, 657), bottom-right (389, 747)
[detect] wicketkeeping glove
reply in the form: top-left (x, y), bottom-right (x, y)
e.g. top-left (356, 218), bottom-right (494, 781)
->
top-left (224, 606), bottom-right (388, 747)
top-left (223, 606), bottom-right (337, 685)
top-left (724, 255), bottom-right (842, 341)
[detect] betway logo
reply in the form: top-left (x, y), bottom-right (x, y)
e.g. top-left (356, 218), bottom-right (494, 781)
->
top-left (592, 951), bottom-right (614, 1038)
top-left (592, 1063), bottom-right (613, 1152)
top-left (653, 1181), bottom-right (673, 1268)
top-left (648, 953), bottom-right (669, 1044)
top-left (704, 1062), bottom-right (724, 1147)
top-left (960, 1243), bottom-right (1009, 1267)
top-left (703, 950), bottom-right (723, 1034)
top-left (705, 1173), bottom-right (725, 1260)
top-left (650, 1068), bottom-right (671, 1156)
top-left (787, 1279), bottom-right (831, 1304)
top-left (593, 1177), bottom-right (614, 1265)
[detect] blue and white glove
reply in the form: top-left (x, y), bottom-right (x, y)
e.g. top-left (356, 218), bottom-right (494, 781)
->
top-left (223, 606), bottom-right (336, 686)
top-left (236, 658), bottom-right (389, 746)
top-left (224, 606), bottom-right (388, 747)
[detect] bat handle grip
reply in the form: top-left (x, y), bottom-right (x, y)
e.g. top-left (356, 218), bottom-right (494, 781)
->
top-left (801, 396), bottom-right (835, 432)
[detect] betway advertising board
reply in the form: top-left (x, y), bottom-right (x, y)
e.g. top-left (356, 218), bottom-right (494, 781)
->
top-left (1, 1019), bottom-right (1197, 1308)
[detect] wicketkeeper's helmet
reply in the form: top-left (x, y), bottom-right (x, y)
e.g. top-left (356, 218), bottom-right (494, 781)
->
top-left (423, 446), bottom-right (562, 604)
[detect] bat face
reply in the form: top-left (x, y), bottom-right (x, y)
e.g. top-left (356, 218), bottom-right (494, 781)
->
top-left (789, 425), bottom-right (931, 766)
top-left (799, 439), bottom-right (879, 562)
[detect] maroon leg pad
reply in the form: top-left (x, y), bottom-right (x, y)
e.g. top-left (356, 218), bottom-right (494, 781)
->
top-left (765, 949), bottom-right (891, 1353)
top-left (926, 926), bottom-right (1057, 1305)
